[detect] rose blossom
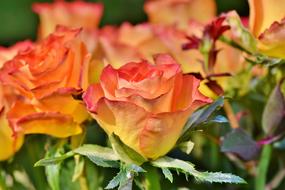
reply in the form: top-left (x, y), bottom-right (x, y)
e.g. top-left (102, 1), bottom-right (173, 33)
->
top-left (0, 26), bottom-right (90, 138)
top-left (32, 0), bottom-right (103, 39)
top-left (83, 54), bottom-right (212, 159)
top-left (0, 42), bottom-right (31, 161)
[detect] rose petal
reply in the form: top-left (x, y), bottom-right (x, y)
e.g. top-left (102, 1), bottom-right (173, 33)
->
top-left (144, 0), bottom-right (216, 29)
top-left (0, 41), bottom-right (33, 67)
top-left (8, 100), bottom-right (82, 138)
top-left (33, 1), bottom-right (103, 39)
top-left (0, 114), bottom-right (24, 161)
top-left (249, 0), bottom-right (285, 37)
top-left (258, 19), bottom-right (285, 59)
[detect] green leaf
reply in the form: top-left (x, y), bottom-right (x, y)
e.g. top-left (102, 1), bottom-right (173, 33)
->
top-left (72, 155), bottom-right (84, 182)
top-left (151, 156), bottom-right (246, 184)
top-left (105, 164), bottom-right (143, 190)
top-left (161, 168), bottom-right (173, 183)
top-left (221, 128), bottom-right (260, 161)
top-left (85, 160), bottom-right (105, 190)
top-left (59, 159), bottom-right (81, 190)
top-left (255, 54), bottom-right (285, 66)
top-left (46, 164), bottom-right (61, 190)
top-left (178, 141), bottom-right (195, 155)
top-left (118, 175), bottom-right (134, 190)
top-left (74, 144), bottom-right (119, 168)
top-left (109, 134), bottom-right (147, 165)
top-left (105, 169), bottom-right (127, 189)
top-left (179, 97), bottom-right (224, 142)
top-left (34, 151), bottom-right (74, 167)
top-left (262, 82), bottom-right (285, 136)
top-left (274, 137), bottom-right (285, 149)
top-left (210, 115), bottom-right (228, 123)
top-left (184, 97), bottom-right (224, 130)
top-left (44, 142), bottom-right (67, 190)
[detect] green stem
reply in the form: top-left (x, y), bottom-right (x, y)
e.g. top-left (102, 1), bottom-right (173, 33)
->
top-left (144, 165), bottom-right (161, 190)
top-left (255, 144), bottom-right (272, 190)
top-left (0, 166), bottom-right (8, 190)
top-left (219, 36), bottom-right (252, 55)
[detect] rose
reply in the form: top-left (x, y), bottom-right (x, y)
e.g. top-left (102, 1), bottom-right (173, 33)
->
top-left (0, 41), bottom-right (33, 66)
top-left (83, 54), bottom-right (212, 159)
top-left (258, 19), bottom-right (285, 59)
top-left (144, 0), bottom-right (216, 29)
top-left (248, 0), bottom-right (285, 38)
top-left (0, 88), bottom-right (23, 161)
top-left (249, 0), bottom-right (285, 59)
top-left (0, 26), bottom-right (90, 138)
top-left (96, 23), bottom-right (204, 75)
top-left (32, 0), bottom-right (103, 39)
top-left (96, 22), bottom-right (242, 99)
top-left (0, 42), bottom-right (31, 161)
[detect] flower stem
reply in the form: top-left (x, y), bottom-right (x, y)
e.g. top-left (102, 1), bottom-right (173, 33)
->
top-left (255, 144), bottom-right (272, 190)
top-left (223, 100), bottom-right (239, 128)
top-left (144, 165), bottom-right (161, 190)
top-left (219, 36), bottom-right (252, 55)
top-left (0, 167), bottom-right (8, 190)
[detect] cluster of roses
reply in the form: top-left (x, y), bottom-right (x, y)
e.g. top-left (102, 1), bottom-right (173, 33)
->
top-left (0, 0), bottom-right (284, 163)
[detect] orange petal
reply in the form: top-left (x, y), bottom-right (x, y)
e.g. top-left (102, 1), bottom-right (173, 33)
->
top-left (249, 0), bottom-right (285, 37)
top-left (257, 19), bottom-right (285, 59)
top-left (145, 0), bottom-right (216, 29)
top-left (83, 84), bottom-right (105, 112)
top-left (88, 98), bottom-right (149, 157)
top-left (0, 115), bottom-right (24, 161)
top-left (8, 100), bottom-right (82, 138)
top-left (0, 26), bottom-right (89, 100)
top-left (0, 41), bottom-right (33, 67)
top-left (33, 1), bottom-right (103, 39)
top-left (172, 74), bottom-right (212, 111)
top-left (139, 110), bottom-right (191, 159)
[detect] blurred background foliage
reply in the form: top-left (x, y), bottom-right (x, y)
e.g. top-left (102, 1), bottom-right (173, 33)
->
top-left (0, 0), bottom-right (249, 46)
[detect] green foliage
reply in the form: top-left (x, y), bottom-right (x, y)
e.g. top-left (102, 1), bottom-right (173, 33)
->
top-left (255, 145), bottom-right (272, 190)
top-left (151, 156), bottom-right (246, 184)
top-left (74, 144), bottom-right (119, 168)
top-left (177, 141), bottom-right (195, 155)
top-left (179, 97), bottom-right (224, 142)
top-left (221, 128), bottom-right (260, 161)
top-left (161, 168), bottom-right (173, 183)
top-left (34, 151), bottom-right (74, 167)
top-left (105, 164), bottom-right (145, 190)
top-left (109, 134), bottom-right (147, 166)
top-left (262, 81), bottom-right (285, 136)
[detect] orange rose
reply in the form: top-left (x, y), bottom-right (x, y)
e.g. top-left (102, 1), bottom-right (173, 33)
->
top-left (144, 0), bottom-right (216, 29)
top-left (249, 0), bottom-right (285, 58)
top-left (257, 19), bottom-right (285, 59)
top-left (95, 23), bottom-right (203, 74)
top-left (83, 54), bottom-right (212, 159)
top-left (0, 26), bottom-right (90, 138)
top-left (0, 42), bottom-right (32, 161)
top-left (0, 41), bottom-right (33, 66)
top-left (248, 0), bottom-right (285, 38)
top-left (33, 0), bottom-right (103, 39)
top-left (0, 89), bottom-right (24, 161)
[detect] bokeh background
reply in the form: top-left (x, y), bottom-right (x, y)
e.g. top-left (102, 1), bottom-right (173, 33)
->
top-left (0, 0), bottom-right (249, 46)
